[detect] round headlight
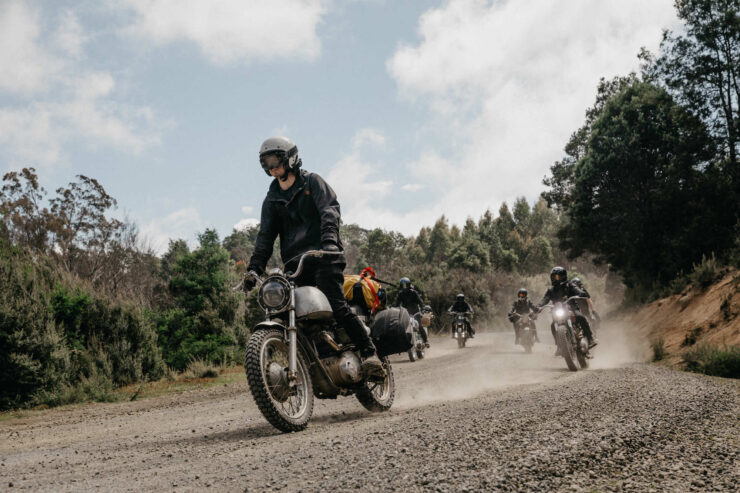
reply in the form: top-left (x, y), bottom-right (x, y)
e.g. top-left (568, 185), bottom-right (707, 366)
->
top-left (260, 280), bottom-right (288, 310)
top-left (554, 308), bottom-right (566, 319)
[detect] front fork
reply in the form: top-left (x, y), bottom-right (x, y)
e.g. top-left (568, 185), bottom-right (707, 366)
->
top-left (287, 284), bottom-right (298, 382)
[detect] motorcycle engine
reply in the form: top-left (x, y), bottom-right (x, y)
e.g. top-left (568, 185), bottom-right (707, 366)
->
top-left (323, 351), bottom-right (363, 386)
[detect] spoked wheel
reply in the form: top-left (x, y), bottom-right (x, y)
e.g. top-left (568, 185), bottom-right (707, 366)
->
top-left (245, 329), bottom-right (314, 432)
top-left (555, 326), bottom-right (578, 371)
top-left (356, 357), bottom-right (395, 412)
top-left (408, 348), bottom-right (417, 362)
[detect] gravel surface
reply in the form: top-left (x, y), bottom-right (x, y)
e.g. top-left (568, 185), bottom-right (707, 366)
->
top-left (1, 332), bottom-right (737, 492)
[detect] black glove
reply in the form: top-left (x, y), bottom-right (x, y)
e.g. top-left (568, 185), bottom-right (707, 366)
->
top-left (322, 242), bottom-right (340, 252)
top-left (242, 277), bottom-right (256, 293)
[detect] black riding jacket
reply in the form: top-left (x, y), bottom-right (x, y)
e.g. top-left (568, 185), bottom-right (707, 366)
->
top-left (396, 288), bottom-right (424, 315)
top-left (247, 170), bottom-right (342, 274)
top-left (449, 300), bottom-right (473, 313)
top-left (509, 298), bottom-right (537, 317)
top-left (537, 282), bottom-right (587, 308)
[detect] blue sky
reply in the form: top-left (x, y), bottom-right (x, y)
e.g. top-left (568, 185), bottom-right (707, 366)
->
top-left (0, 0), bottom-right (678, 253)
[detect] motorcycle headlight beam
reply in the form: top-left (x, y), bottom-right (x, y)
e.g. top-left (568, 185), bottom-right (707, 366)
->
top-left (554, 308), bottom-right (566, 319)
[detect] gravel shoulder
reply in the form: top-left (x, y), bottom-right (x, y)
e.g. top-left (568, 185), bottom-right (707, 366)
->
top-left (1, 332), bottom-right (737, 492)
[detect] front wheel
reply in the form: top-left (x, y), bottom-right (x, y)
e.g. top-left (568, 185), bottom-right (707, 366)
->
top-left (245, 329), bottom-right (314, 432)
top-left (555, 326), bottom-right (578, 371)
top-left (356, 357), bottom-right (395, 412)
top-left (408, 348), bottom-right (417, 362)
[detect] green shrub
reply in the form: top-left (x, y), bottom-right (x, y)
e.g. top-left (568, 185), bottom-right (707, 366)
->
top-left (668, 273), bottom-right (689, 295)
top-left (184, 359), bottom-right (220, 379)
top-left (689, 254), bottom-right (722, 289)
top-left (681, 327), bottom-right (702, 347)
top-left (34, 366), bottom-right (119, 407)
top-left (682, 343), bottom-right (740, 379)
top-left (651, 338), bottom-right (667, 362)
top-left (0, 247), bottom-right (71, 410)
top-left (0, 241), bottom-right (165, 410)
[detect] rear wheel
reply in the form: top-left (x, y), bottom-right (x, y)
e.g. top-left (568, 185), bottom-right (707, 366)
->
top-left (245, 329), bottom-right (314, 432)
top-left (555, 326), bottom-right (578, 371)
top-left (356, 357), bottom-right (395, 412)
top-left (577, 347), bottom-right (589, 369)
top-left (416, 347), bottom-right (425, 359)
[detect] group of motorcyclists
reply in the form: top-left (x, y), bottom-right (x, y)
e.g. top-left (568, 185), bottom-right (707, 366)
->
top-left (240, 135), bottom-right (604, 433)
top-left (243, 135), bottom-right (597, 363)
top-left (507, 268), bottom-right (599, 355)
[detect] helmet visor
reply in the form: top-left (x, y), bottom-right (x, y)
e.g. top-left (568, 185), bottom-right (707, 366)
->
top-left (260, 153), bottom-right (283, 172)
top-left (518, 292), bottom-right (526, 298)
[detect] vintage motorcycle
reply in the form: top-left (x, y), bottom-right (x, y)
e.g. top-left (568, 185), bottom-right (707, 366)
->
top-left (243, 250), bottom-right (395, 433)
top-left (547, 296), bottom-right (592, 371)
top-left (451, 311), bottom-right (471, 348)
top-left (512, 312), bottom-right (537, 354)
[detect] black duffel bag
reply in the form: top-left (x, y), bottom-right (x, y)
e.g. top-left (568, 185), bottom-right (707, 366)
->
top-left (371, 307), bottom-right (413, 357)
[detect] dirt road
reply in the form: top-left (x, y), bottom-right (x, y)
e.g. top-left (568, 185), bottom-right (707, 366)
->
top-left (1, 331), bottom-right (737, 492)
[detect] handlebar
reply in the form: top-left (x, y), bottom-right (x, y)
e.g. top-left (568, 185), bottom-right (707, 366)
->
top-left (288, 250), bottom-right (344, 279)
top-left (239, 250), bottom-right (344, 290)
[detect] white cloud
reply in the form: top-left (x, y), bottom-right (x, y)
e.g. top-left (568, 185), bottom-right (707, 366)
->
top-left (140, 207), bottom-right (204, 254)
top-left (0, 1), bottom-right (62, 94)
top-left (381, 0), bottom-right (678, 232)
top-left (401, 183), bottom-right (424, 192)
top-left (352, 127), bottom-right (386, 149)
top-left (54, 10), bottom-right (87, 57)
top-left (234, 217), bottom-right (259, 231)
top-left (0, 1), bottom-right (166, 166)
top-left (326, 128), bottom-right (394, 228)
top-left (120, 0), bottom-right (327, 65)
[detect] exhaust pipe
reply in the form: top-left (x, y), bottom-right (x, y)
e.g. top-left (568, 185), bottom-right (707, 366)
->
top-left (321, 331), bottom-right (342, 352)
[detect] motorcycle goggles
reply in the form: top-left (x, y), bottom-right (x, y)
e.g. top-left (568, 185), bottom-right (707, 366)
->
top-left (518, 292), bottom-right (526, 298)
top-left (259, 152), bottom-right (284, 172)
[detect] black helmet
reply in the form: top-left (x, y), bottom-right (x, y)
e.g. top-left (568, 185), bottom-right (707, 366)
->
top-left (423, 305), bottom-right (432, 312)
top-left (571, 277), bottom-right (583, 288)
top-left (517, 288), bottom-right (528, 299)
top-left (399, 277), bottom-right (411, 289)
top-left (259, 136), bottom-right (301, 176)
top-left (550, 266), bottom-right (567, 286)
top-left (456, 293), bottom-right (464, 302)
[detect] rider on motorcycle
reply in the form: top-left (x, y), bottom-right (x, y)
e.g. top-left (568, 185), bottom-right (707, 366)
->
top-left (395, 277), bottom-right (429, 346)
top-left (448, 293), bottom-right (475, 338)
top-left (242, 136), bottom-right (383, 375)
top-left (507, 288), bottom-right (540, 344)
top-left (571, 277), bottom-right (601, 331)
top-left (536, 267), bottom-right (598, 354)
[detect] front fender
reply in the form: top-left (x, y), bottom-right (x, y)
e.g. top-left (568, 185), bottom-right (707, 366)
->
top-left (252, 321), bottom-right (287, 332)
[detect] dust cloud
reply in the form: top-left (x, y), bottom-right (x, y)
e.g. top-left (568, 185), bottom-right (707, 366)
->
top-left (393, 320), bottom-right (648, 409)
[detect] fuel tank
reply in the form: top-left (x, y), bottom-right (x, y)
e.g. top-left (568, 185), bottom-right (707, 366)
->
top-left (295, 286), bottom-right (333, 320)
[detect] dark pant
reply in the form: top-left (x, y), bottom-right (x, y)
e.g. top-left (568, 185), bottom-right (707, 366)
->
top-left (293, 255), bottom-right (373, 350)
top-left (413, 313), bottom-right (429, 343)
